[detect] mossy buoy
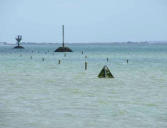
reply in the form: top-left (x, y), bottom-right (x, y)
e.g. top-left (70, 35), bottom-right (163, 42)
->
top-left (98, 65), bottom-right (114, 78)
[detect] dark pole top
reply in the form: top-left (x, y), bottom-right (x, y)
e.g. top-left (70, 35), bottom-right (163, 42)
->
top-left (62, 25), bottom-right (64, 47)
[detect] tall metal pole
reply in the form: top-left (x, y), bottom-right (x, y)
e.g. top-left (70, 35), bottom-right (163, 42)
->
top-left (62, 25), bottom-right (64, 47)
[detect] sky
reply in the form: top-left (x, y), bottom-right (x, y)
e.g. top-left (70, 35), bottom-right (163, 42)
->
top-left (0, 0), bottom-right (167, 43)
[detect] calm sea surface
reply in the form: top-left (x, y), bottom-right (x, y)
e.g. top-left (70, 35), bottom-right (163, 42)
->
top-left (0, 43), bottom-right (167, 128)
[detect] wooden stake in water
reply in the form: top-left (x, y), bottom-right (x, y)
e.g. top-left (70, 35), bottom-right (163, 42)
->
top-left (58, 60), bottom-right (61, 64)
top-left (107, 58), bottom-right (109, 62)
top-left (42, 58), bottom-right (45, 61)
top-left (82, 51), bottom-right (84, 54)
top-left (127, 59), bottom-right (129, 64)
top-left (84, 55), bottom-right (88, 70)
top-left (85, 61), bottom-right (87, 70)
top-left (85, 56), bottom-right (87, 60)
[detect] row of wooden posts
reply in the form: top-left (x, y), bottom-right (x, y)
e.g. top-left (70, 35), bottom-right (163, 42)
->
top-left (16, 50), bottom-right (130, 78)
top-left (19, 50), bottom-right (128, 71)
top-left (29, 51), bottom-right (88, 70)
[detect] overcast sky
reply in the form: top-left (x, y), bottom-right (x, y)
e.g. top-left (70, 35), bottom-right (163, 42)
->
top-left (0, 0), bottom-right (167, 43)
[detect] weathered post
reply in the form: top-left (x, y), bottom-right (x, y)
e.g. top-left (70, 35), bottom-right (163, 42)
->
top-left (62, 25), bottom-right (64, 47)
top-left (127, 59), bottom-right (128, 64)
top-left (107, 58), bottom-right (109, 62)
top-left (85, 61), bottom-right (87, 70)
top-left (58, 60), bottom-right (61, 64)
top-left (85, 55), bottom-right (87, 70)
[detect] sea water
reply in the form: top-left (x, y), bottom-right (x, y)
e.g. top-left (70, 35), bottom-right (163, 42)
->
top-left (0, 43), bottom-right (167, 128)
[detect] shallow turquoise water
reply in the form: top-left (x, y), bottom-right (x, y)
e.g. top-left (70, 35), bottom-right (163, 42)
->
top-left (0, 44), bottom-right (167, 128)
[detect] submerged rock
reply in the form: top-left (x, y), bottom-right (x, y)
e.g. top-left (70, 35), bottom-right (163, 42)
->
top-left (98, 65), bottom-right (114, 78)
top-left (55, 47), bottom-right (72, 52)
top-left (14, 46), bottom-right (24, 49)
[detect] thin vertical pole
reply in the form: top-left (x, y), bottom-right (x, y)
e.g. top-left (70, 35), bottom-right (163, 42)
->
top-left (127, 59), bottom-right (129, 64)
top-left (62, 25), bottom-right (64, 47)
top-left (85, 61), bottom-right (87, 70)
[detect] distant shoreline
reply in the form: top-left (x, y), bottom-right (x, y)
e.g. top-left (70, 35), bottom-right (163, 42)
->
top-left (0, 41), bottom-right (167, 45)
